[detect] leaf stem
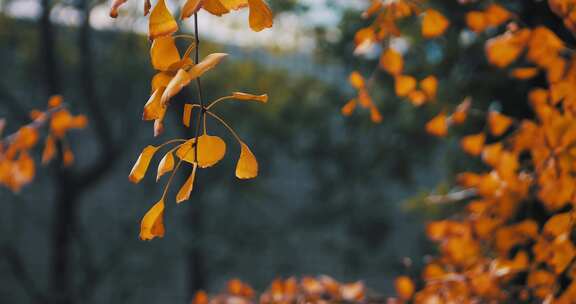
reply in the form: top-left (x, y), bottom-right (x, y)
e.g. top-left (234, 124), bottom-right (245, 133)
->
top-left (206, 96), bottom-right (234, 110)
top-left (206, 110), bottom-right (243, 145)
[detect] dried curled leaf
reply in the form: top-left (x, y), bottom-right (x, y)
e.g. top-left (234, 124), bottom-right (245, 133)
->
top-left (183, 103), bottom-right (194, 127)
top-left (188, 53), bottom-right (229, 80)
top-left (176, 163), bottom-right (198, 203)
top-left (162, 69), bottom-right (192, 105)
top-left (181, 0), bottom-right (204, 19)
top-left (177, 135), bottom-right (227, 168)
top-left (109, 0), bottom-right (128, 18)
top-left (140, 200), bottom-right (165, 241)
top-left (236, 142), bottom-right (258, 179)
top-left (156, 151), bottom-right (175, 181)
top-left (232, 92), bottom-right (269, 103)
top-left (129, 145), bottom-right (158, 183)
top-left (149, 0), bottom-right (178, 40)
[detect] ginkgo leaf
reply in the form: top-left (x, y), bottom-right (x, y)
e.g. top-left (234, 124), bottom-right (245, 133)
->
top-left (183, 103), bottom-right (194, 127)
top-left (484, 4), bottom-right (511, 27)
top-left (248, 0), bottom-right (273, 32)
top-left (236, 142), bottom-right (258, 179)
top-left (150, 36), bottom-right (181, 72)
top-left (149, 0), bottom-right (178, 40)
top-left (426, 112), bottom-right (448, 137)
top-left (41, 135), bottom-right (56, 165)
top-left (511, 67), bottom-right (539, 80)
top-left (129, 145), bottom-right (158, 183)
top-left (203, 0), bottom-right (229, 16)
top-left (370, 106), bottom-right (383, 123)
top-left (157, 151), bottom-right (175, 181)
top-left (420, 76), bottom-right (438, 100)
top-left (341, 99), bottom-right (357, 116)
top-left (152, 72), bottom-right (173, 91)
top-left (395, 276), bottom-right (415, 300)
top-left (466, 11), bottom-right (486, 32)
top-left (188, 53), bottom-right (229, 80)
top-left (488, 111), bottom-right (513, 136)
top-left (176, 163), bottom-right (198, 203)
top-left (63, 147), bottom-right (74, 167)
top-left (407, 90), bottom-right (426, 106)
top-left (451, 98), bottom-right (471, 125)
top-left (232, 92), bottom-right (269, 103)
top-left (461, 133), bottom-right (486, 156)
top-left (181, 0), bottom-right (204, 19)
top-left (349, 72), bottom-right (365, 89)
top-left (176, 135), bottom-right (227, 168)
top-left (48, 95), bottom-right (63, 108)
top-left (395, 75), bottom-right (416, 97)
top-left (162, 69), bottom-right (192, 105)
top-left (422, 9), bottom-right (450, 39)
top-left (220, 0), bottom-right (248, 10)
top-left (379, 48), bottom-right (403, 75)
top-left (143, 88), bottom-right (167, 121)
top-left (140, 200), bottom-right (165, 240)
top-left (109, 0), bottom-right (128, 17)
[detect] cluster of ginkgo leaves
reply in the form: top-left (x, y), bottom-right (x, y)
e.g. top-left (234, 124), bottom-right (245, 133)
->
top-left (188, 276), bottom-right (367, 304)
top-left (0, 95), bottom-right (87, 192)
top-left (348, 0), bottom-right (576, 302)
top-left (110, 0), bottom-right (272, 241)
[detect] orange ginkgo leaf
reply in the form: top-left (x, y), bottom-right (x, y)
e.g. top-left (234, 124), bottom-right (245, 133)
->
top-left (422, 9), bottom-right (450, 39)
top-left (13, 126), bottom-right (38, 150)
top-left (511, 67), bottom-right (539, 80)
top-left (370, 106), bottom-right (383, 123)
top-left (461, 133), bottom-right (486, 156)
top-left (484, 4), bottom-right (511, 27)
top-left (181, 0), bottom-right (204, 19)
top-left (149, 0), bottom-right (178, 40)
top-left (129, 145), bottom-right (159, 183)
top-left (481, 142), bottom-right (503, 167)
top-left (451, 97), bottom-right (472, 125)
top-left (183, 103), bottom-right (193, 127)
top-left (63, 146), bottom-right (74, 167)
top-left (143, 88), bottom-right (167, 121)
top-left (341, 99), bottom-right (357, 116)
top-left (189, 53), bottom-right (228, 79)
top-left (236, 142), bottom-right (258, 179)
top-left (41, 135), bottom-right (56, 165)
top-left (48, 95), bottom-right (63, 108)
top-left (176, 163), bottom-right (198, 203)
top-left (140, 199), bottom-right (165, 240)
top-left (248, 0), bottom-right (273, 32)
top-left (488, 111), bottom-right (513, 136)
top-left (426, 112), bottom-right (449, 137)
top-left (150, 36), bottom-right (181, 72)
top-left (466, 11), bottom-right (487, 33)
top-left (395, 75), bottom-right (417, 97)
top-left (395, 276), bottom-right (415, 300)
top-left (485, 29), bottom-right (530, 68)
top-left (420, 75), bottom-right (438, 100)
top-left (162, 69), bottom-right (192, 105)
top-left (177, 135), bottom-right (227, 168)
top-left (349, 71), bottom-right (366, 90)
top-left (379, 48), bottom-right (403, 75)
top-left (232, 92), bottom-right (269, 103)
top-left (156, 151), bottom-right (175, 181)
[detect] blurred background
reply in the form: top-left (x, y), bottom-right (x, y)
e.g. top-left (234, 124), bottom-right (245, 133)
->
top-left (0, 0), bottom-right (567, 303)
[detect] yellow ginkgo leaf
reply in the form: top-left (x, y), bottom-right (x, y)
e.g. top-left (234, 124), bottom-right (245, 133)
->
top-left (426, 112), bottom-right (449, 137)
top-left (152, 72), bottom-right (173, 91)
top-left (379, 48), bottom-right (403, 75)
top-left (149, 0), bottom-right (178, 40)
top-left (150, 36), bottom-right (181, 72)
top-left (232, 92), bottom-right (269, 103)
top-left (203, 0), bottom-right (229, 16)
top-left (140, 200), bottom-right (165, 241)
top-left (220, 0), bottom-right (248, 10)
top-left (41, 135), bottom-right (56, 165)
top-left (162, 69), bottom-right (192, 105)
top-left (157, 151), bottom-right (175, 181)
top-left (143, 88), bottom-right (167, 121)
top-left (183, 103), bottom-right (194, 127)
top-left (248, 0), bottom-right (273, 32)
top-left (236, 142), bottom-right (258, 179)
top-left (176, 163), bottom-right (198, 203)
top-left (422, 9), bottom-right (450, 39)
top-left (181, 0), bottom-right (204, 19)
top-left (177, 135), bottom-right (227, 168)
top-left (395, 75), bottom-right (417, 97)
top-left (129, 145), bottom-right (158, 183)
top-left (63, 147), bottom-right (74, 167)
top-left (420, 75), bottom-right (438, 100)
top-left (188, 53), bottom-right (229, 80)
